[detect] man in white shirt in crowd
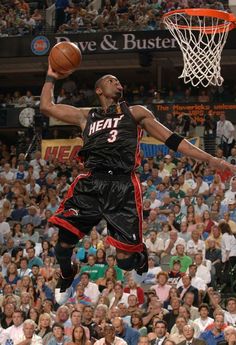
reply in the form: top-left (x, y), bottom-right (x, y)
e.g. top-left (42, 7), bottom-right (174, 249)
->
top-left (110, 282), bottom-right (130, 308)
top-left (80, 272), bottom-right (100, 305)
top-left (194, 303), bottom-right (214, 333)
top-left (223, 177), bottom-right (236, 202)
top-left (0, 310), bottom-right (24, 344)
top-left (142, 256), bottom-right (162, 284)
top-left (149, 191), bottom-right (161, 209)
top-left (158, 161), bottom-right (170, 180)
top-left (187, 264), bottom-right (207, 292)
top-left (217, 113), bottom-right (235, 157)
top-left (194, 196), bottom-right (209, 217)
top-left (187, 229), bottom-right (206, 259)
top-left (194, 253), bottom-right (211, 285)
top-left (145, 230), bottom-right (164, 260)
top-left (164, 230), bottom-right (186, 256)
top-left (25, 178), bottom-right (41, 196)
top-left (15, 319), bottom-right (42, 345)
top-left (29, 150), bottom-right (46, 173)
top-left (224, 297), bottom-right (236, 326)
top-left (0, 163), bottom-right (14, 182)
top-left (193, 176), bottom-right (209, 198)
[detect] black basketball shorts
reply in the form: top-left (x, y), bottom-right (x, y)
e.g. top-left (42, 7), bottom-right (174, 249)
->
top-left (49, 172), bottom-right (143, 252)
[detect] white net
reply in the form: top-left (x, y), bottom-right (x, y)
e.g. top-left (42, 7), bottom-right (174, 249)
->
top-left (163, 11), bottom-right (232, 87)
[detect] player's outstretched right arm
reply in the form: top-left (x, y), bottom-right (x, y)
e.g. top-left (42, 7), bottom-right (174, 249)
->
top-left (40, 64), bottom-right (89, 129)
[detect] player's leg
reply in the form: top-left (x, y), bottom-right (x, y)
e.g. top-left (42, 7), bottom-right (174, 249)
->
top-left (50, 173), bottom-right (102, 291)
top-left (54, 228), bottom-right (79, 292)
top-left (116, 246), bottom-right (148, 274)
top-left (104, 173), bottom-right (148, 274)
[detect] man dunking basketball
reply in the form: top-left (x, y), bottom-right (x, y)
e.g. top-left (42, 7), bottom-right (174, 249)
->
top-left (40, 65), bottom-right (235, 294)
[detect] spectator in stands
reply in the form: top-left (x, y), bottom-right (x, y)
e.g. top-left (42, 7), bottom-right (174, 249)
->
top-left (200, 313), bottom-right (225, 345)
top-left (47, 322), bottom-right (70, 345)
top-left (177, 274), bottom-right (198, 307)
top-left (216, 114), bottom-right (235, 158)
top-left (151, 271), bottom-right (171, 303)
top-left (27, 247), bottom-right (43, 268)
top-left (22, 205), bottom-right (41, 227)
top-left (169, 243), bottom-right (192, 273)
top-left (112, 317), bottom-right (140, 345)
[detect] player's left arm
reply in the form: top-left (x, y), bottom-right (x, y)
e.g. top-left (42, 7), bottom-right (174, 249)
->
top-left (131, 105), bottom-right (235, 171)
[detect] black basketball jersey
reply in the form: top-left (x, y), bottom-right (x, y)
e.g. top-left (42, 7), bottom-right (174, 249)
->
top-left (78, 101), bottom-right (142, 174)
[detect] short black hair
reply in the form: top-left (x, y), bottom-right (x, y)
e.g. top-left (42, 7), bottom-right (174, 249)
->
top-left (52, 322), bottom-right (64, 331)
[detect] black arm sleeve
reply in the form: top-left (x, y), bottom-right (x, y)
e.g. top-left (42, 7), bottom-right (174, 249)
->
top-left (165, 133), bottom-right (184, 152)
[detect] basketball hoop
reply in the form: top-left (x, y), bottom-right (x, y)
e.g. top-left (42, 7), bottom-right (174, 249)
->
top-left (162, 9), bottom-right (236, 87)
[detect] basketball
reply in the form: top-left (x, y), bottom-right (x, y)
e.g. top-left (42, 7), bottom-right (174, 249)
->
top-left (49, 42), bottom-right (82, 74)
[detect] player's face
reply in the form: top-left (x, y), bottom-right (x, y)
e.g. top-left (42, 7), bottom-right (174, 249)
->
top-left (96, 75), bottom-right (123, 100)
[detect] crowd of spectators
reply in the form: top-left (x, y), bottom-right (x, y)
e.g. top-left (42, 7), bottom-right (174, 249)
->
top-left (1, 80), bottom-right (236, 110)
top-left (0, 0), bottom-right (231, 36)
top-left (56, 0), bottom-right (230, 33)
top-left (0, 116), bottom-right (236, 345)
top-left (0, 0), bottom-right (46, 36)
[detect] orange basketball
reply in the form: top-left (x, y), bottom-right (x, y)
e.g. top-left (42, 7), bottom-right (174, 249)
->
top-left (49, 42), bottom-right (82, 74)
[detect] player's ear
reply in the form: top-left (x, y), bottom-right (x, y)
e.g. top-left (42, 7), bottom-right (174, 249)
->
top-left (95, 87), bottom-right (102, 96)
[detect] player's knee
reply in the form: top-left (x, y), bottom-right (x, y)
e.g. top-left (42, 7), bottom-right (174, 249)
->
top-left (116, 253), bottom-right (140, 271)
top-left (55, 241), bottom-right (74, 260)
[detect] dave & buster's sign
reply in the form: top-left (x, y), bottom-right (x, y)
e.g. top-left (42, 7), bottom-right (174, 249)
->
top-left (0, 29), bottom-right (235, 57)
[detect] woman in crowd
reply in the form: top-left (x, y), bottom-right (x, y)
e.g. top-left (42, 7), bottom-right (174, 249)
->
top-left (5, 262), bottom-right (20, 287)
top-left (36, 312), bottom-right (52, 345)
top-left (11, 222), bottom-right (24, 246)
top-left (96, 267), bottom-right (117, 293)
top-left (124, 277), bottom-right (144, 306)
top-left (76, 238), bottom-right (97, 263)
top-left (131, 312), bottom-right (147, 336)
top-left (182, 171), bottom-right (196, 192)
top-left (27, 306), bottom-right (40, 324)
top-left (95, 248), bottom-right (107, 271)
top-left (209, 174), bottom-right (225, 197)
top-left (17, 275), bottom-right (33, 293)
top-left (2, 199), bottom-right (12, 220)
top-left (202, 210), bottom-right (215, 236)
top-left (40, 256), bottom-right (55, 282)
top-left (210, 201), bottom-right (221, 222)
top-left (66, 325), bottom-right (91, 345)
top-left (186, 212), bottom-right (197, 233)
top-left (40, 240), bottom-right (55, 259)
top-left (102, 278), bottom-right (116, 302)
top-left (90, 228), bottom-right (103, 249)
top-left (11, 247), bottom-right (23, 268)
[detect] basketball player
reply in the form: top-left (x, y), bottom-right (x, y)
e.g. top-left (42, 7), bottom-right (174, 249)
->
top-left (40, 65), bottom-right (235, 293)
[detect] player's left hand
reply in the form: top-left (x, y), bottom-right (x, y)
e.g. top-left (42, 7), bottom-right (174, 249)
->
top-left (208, 156), bottom-right (236, 172)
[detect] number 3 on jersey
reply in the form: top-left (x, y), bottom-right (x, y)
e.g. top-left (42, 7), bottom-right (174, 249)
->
top-left (108, 130), bottom-right (118, 143)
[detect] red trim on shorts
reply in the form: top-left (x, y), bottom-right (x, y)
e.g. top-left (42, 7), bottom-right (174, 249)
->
top-left (49, 215), bottom-right (85, 238)
top-left (131, 172), bottom-right (143, 249)
top-left (106, 235), bottom-right (143, 252)
top-left (54, 172), bottom-right (91, 215)
top-left (134, 126), bottom-right (143, 168)
top-left (49, 172), bottom-right (91, 238)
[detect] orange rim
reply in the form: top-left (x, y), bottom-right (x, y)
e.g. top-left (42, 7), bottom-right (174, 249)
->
top-left (162, 8), bottom-right (236, 33)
